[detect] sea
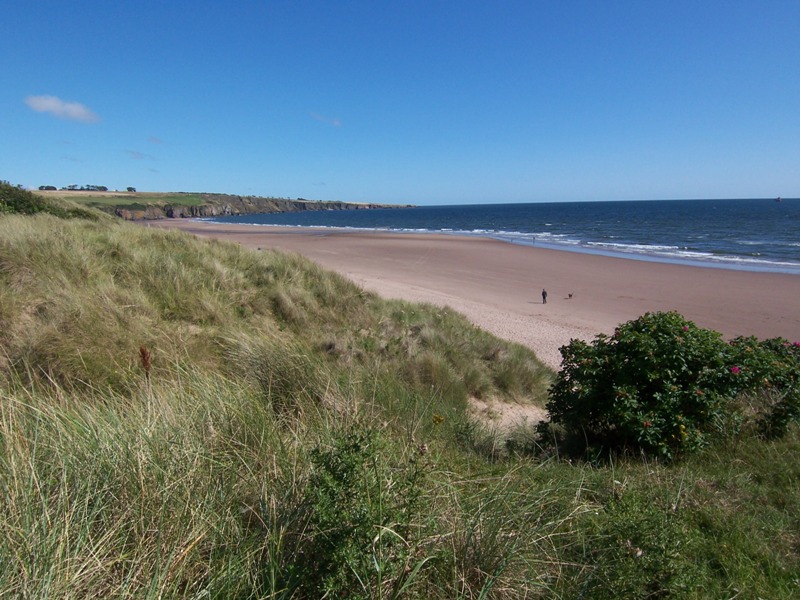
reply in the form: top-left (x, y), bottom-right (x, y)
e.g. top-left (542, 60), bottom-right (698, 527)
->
top-left (204, 198), bottom-right (800, 275)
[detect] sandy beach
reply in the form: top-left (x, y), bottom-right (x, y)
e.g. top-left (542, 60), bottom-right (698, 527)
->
top-left (145, 220), bottom-right (800, 370)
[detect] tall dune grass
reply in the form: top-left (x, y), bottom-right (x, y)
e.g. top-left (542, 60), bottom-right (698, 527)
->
top-left (0, 213), bottom-right (552, 406)
top-left (1, 199), bottom-right (798, 597)
top-left (0, 369), bottom-right (582, 598)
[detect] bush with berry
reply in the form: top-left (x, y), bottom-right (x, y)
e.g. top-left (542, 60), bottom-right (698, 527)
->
top-left (542, 311), bottom-right (800, 460)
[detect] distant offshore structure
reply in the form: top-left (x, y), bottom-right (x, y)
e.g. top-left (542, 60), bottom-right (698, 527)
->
top-left (775, 197), bottom-right (783, 202)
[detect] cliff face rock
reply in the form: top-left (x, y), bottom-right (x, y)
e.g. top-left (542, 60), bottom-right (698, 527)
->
top-left (114, 206), bottom-right (166, 220)
top-left (113, 194), bottom-right (409, 220)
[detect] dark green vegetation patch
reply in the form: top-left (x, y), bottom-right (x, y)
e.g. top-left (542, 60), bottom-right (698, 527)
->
top-left (0, 180), bottom-right (100, 220)
top-left (543, 311), bottom-right (800, 460)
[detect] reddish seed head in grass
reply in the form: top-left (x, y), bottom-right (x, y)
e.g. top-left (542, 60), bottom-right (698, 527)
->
top-left (139, 346), bottom-right (152, 375)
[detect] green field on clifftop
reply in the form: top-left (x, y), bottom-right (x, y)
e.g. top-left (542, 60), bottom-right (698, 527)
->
top-left (37, 190), bottom-right (209, 209)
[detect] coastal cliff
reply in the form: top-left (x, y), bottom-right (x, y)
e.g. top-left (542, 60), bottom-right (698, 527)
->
top-left (111, 193), bottom-right (409, 221)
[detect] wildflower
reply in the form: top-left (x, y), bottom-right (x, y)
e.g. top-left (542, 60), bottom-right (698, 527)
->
top-left (139, 346), bottom-right (152, 381)
top-left (139, 346), bottom-right (153, 379)
top-left (682, 326), bottom-right (689, 332)
top-left (432, 413), bottom-right (444, 426)
top-left (625, 539), bottom-right (644, 558)
top-left (643, 421), bottom-right (651, 428)
top-left (730, 366), bottom-right (741, 374)
top-left (139, 345), bottom-right (151, 371)
top-left (793, 341), bottom-right (800, 348)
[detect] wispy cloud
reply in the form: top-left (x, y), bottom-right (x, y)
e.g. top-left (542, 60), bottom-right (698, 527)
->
top-left (25, 95), bottom-right (100, 123)
top-left (310, 112), bottom-right (342, 127)
top-left (147, 136), bottom-right (163, 144)
top-left (125, 149), bottom-right (156, 161)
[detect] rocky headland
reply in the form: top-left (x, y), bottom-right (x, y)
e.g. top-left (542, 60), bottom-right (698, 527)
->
top-left (112, 193), bottom-right (410, 220)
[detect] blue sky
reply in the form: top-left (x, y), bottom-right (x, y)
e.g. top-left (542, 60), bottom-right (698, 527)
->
top-left (2, 1), bottom-right (798, 204)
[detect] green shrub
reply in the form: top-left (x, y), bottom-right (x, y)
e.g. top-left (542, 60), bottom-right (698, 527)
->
top-left (543, 312), bottom-right (739, 459)
top-left (276, 426), bottom-right (430, 598)
top-left (0, 181), bottom-right (99, 220)
top-left (0, 180), bottom-right (46, 214)
top-left (726, 336), bottom-right (800, 437)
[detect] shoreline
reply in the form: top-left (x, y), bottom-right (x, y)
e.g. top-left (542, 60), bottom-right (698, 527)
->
top-left (203, 222), bottom-right (800, 275)
top-left (518, 239), bottom-right (800, 275)
top-left (144, 220), bottom-right (800, 370)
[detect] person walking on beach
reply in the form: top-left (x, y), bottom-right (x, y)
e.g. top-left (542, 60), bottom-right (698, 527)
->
top-left (541, 289), bottom-right (548, 304)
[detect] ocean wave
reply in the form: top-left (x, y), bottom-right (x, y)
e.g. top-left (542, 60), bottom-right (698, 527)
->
top-left (201, 198), bottom-right (800, 274)
top-left (586, 241), bottom-right (681, 252)
top-left (519, 236), bottom-right (800, 273)
top-left (735, 239), bottom-right (793, 248)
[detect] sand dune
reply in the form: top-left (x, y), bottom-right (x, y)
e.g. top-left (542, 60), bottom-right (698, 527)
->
top-left (145, 220), bottom-right (800, 371)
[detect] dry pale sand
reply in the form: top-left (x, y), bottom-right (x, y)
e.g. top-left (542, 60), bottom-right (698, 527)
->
top-left (145, 220), bottom-right (800, 373)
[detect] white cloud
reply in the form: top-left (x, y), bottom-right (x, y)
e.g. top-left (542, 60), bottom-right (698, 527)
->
top-left (310, 112), bottom-right (342, 127)
top-left (24, 95), bottom-right (100, 123)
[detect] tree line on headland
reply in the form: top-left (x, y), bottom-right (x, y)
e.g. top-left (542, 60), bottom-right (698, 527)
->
top-left (39, 184), bottom-right (135, 192)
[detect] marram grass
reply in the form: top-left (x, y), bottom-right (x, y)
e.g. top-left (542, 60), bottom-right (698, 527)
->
top-left (0, 212), bottom-right (552, 405)
top-left (0, 369), bottom-right (577, 598)
top-left (1, 196), bottom-right (798, 598)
